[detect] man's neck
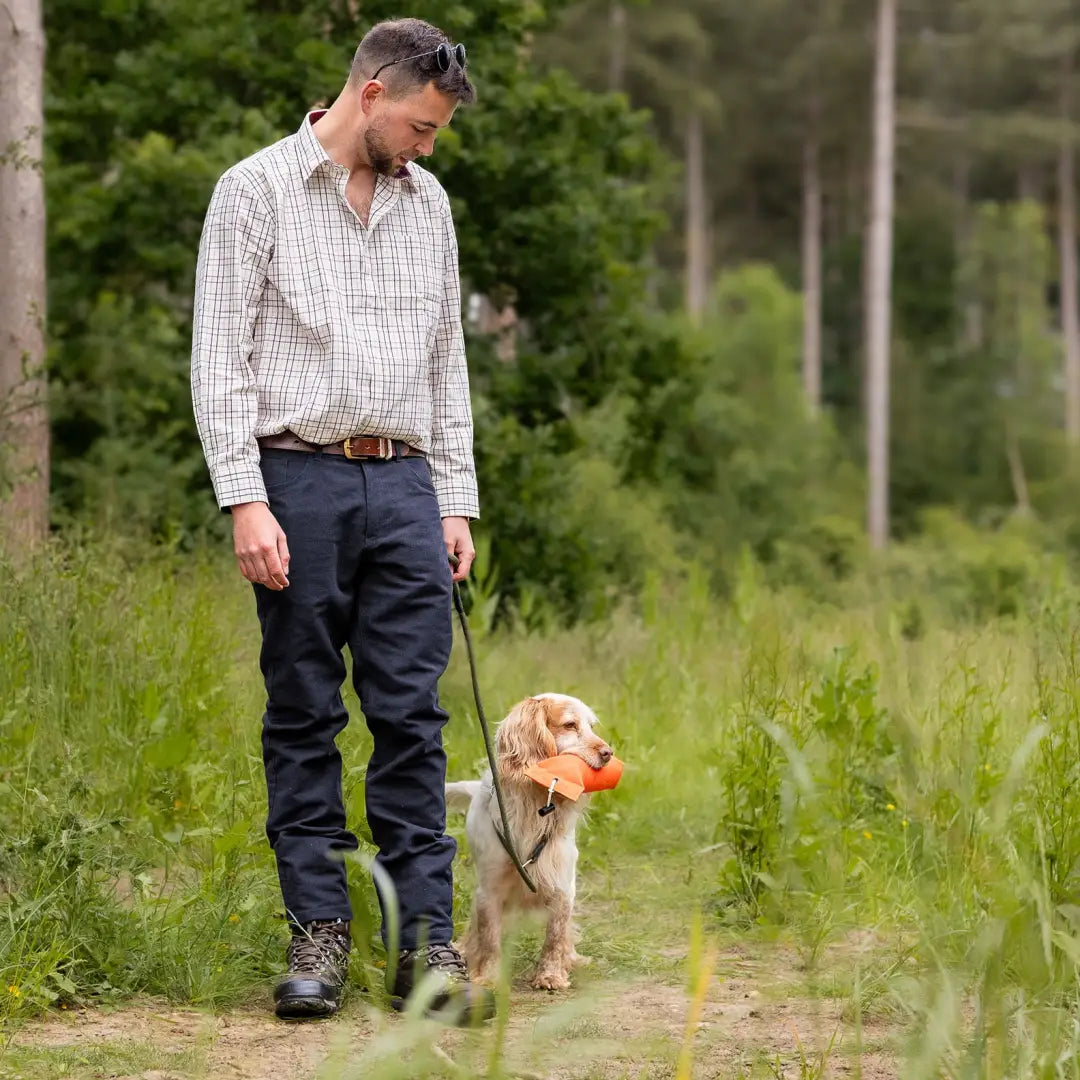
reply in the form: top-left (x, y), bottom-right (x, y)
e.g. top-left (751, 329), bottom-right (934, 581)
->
top-left (311, 99), bottom-right (373, 177)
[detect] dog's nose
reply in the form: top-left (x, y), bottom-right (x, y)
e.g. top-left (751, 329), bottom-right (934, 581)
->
top-left (598, 745), bottom-right (613, 764)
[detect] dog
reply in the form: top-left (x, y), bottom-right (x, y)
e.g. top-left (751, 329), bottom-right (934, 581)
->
top-left (446, 693), bottom-right (613, 991)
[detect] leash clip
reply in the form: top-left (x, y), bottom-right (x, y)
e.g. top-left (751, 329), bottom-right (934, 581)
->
top-left (538, 777), bottom-right (558, 818)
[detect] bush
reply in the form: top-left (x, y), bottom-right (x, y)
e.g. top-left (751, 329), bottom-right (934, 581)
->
top-left (882, 507), bottom-right (1069, 622)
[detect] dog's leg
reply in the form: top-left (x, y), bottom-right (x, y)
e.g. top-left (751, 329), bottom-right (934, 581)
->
top-left (532, 889), bottom-right (574, 990)
top-left (570, 933), bottom-right (592, 969)
top-left (463, 888), bottom-right (503, 986)
top-left (569, 905), bottom-right (590, 967)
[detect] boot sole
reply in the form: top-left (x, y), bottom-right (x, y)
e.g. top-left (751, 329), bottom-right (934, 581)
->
top-left (389, 994), bottom-right (495, 1026)
top-left (275, 995), bottom-right (340, 1020)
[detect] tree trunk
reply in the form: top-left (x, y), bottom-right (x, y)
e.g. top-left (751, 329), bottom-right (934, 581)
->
top-left (1005, 418), bottom-right (1032, 517)
top-left (1018, 162), bottom-right (1042, 203)
top-left (608, 1), bottom-right (627, 93)
top-left (1060, 53), bottom-right (1080, 448)
top-left (954, 154), bottom-right (983, 349)
top-left (0, 0), bottom-right (49, 552)
top-left (846, 150), bottom-right (862, 238)
top-left (802, 122), bottom-right (823, 414)
top-left (684, 109), bottom-right (709, 322)
top-left (865, 0), bottom-right (897, 550)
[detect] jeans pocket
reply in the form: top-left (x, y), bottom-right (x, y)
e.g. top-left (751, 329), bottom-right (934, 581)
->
top-left (260, 449), bottom-right (315, 496)
top-left (402, 456), bottom-right (437, 497)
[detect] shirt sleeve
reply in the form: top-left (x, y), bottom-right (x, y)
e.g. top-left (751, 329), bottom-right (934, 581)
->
top-left (190, 169), bottom-right (275, 509)
top-left (428, 197), bottom-right (480, 519)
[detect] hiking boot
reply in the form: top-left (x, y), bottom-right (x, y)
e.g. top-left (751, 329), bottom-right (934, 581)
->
top-left (390, 943), bottom-right (496, 1026)
top-left (273, 919), bottom-right (351, 1020)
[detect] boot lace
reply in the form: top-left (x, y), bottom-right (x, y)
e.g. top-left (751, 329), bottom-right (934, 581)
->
top-left (410, 943), bottom-right (469, 982)
top-left (286, 921), bottom-right (349, 984)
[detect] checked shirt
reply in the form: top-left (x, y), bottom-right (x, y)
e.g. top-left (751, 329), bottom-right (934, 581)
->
top-left (191, 111), bottom-right (478, 517)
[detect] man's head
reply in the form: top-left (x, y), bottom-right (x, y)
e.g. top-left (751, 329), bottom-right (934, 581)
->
top-left (348, 19), bottom-right (475, 176)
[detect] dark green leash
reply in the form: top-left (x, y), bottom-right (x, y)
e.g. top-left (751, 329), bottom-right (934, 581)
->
top-left (449, 559), bottom-right (540, 893)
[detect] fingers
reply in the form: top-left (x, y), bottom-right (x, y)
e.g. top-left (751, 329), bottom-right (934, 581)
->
top-left (277, 529), bottom-right (291, 579)
top-left (453, 541), bottom-right (475, 582)
top-left (263, 545), bottom-right (290, 589)
top-left (233, 504), bottom-right (291, 590)
top-left (448, 534), bottom-right (475, 582)
top-left (236, 540), bottom-right (290, 590)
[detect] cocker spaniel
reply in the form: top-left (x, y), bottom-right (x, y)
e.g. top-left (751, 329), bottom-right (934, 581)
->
top-left (446, 693), bottom-right (613, 991)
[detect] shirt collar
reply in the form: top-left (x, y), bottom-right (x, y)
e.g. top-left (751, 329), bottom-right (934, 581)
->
top-left (296, 110), bottom-right (417, 191)
top-left (296, 110), bottom-right (332, 177)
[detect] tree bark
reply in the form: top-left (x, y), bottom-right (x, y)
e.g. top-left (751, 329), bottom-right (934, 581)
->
top-left (865, 0), bottom-right (896, 550)
top-left (608, 1), bottom-right (627, 93)
top-left (684, 109), bottom-right (709, 321)
top-left (1005, 418), bottom-right (1032, 517)
top-left (802, 118), bottom-right (823, 414)
top-left (1060, 52), bottom-right (1080, 448)
top-left (0, 0), bottom-right (49, 551)
top-left (953, 154), bottom-right (983, 349)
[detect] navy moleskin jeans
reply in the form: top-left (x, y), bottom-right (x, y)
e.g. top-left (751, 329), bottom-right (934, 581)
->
top-left (253, 447), bottom-right (455, 948)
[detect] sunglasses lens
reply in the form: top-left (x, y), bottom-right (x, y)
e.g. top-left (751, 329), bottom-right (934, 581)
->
top-left (455, 43), bottom-right (467, 68)
top-left (435, 43), bottom-right (451, 71)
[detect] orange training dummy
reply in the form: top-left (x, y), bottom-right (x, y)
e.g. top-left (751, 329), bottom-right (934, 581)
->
top-left (524, 754), bottom-right (624, 802)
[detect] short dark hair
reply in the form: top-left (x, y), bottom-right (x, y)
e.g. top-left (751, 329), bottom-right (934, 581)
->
top-left (351, 19), bottom-right (475, 104)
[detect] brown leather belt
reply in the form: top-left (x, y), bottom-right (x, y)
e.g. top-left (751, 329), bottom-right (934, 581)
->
top-left (257, 432), bottom-right (423, 460)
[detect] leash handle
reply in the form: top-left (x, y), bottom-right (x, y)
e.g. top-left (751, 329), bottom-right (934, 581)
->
top-left (449, 557), bottom-right (539, 893)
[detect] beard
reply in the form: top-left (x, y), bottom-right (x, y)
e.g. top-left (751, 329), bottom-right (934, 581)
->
top-left (364, 123), bottom-right (398, 177)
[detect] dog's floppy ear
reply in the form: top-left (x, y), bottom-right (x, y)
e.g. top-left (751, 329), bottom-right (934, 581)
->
top-left (496, 697), bottom-right (560, 774)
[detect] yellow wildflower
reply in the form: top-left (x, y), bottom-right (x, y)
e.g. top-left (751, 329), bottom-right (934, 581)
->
top-left (7, 985), bottom-right (19, 997)
top-left (863, 831), bottom-right (873, 840)
top-left (886, 803), bottom-right (895, 811)
top-left (228, 914), bottom-right (240, 924)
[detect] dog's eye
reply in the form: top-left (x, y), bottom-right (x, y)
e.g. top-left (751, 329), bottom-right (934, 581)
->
top-left (562, 721), bottom-right (577, 730)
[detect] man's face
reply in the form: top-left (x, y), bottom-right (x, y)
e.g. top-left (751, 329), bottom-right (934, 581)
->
top-left (365, 81), bottom-right (457, 176)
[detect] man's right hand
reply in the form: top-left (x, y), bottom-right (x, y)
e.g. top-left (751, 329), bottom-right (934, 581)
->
top-left (232, 502), bottom-right (291, 590)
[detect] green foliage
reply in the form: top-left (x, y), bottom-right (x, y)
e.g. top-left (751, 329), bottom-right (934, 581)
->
top-left (628, 266), bottom-right (857, 590)
top-left (469, 264), bottom-right (859, 616)
top-left (883, 507), bottom-right (1069, 622)
top-left (42, 0), bottom-right (670, 560)
top-left (39, 0), bottom-right (1080, 618)
top-left (712, 682), bottom-right (786, 917)
top-left (12, 535), bottom-right (1080, 1068)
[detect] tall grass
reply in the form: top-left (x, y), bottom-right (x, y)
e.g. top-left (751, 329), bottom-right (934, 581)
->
top-left (5, 533), bottom-right (1080, 1075)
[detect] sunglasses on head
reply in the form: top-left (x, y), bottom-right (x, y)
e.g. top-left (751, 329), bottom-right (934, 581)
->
top-left (371, 42), bottom-right (467, 84)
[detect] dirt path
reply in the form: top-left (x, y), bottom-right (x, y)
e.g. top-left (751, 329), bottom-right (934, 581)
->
top-left (4, 949), bottom-right (900, 1080)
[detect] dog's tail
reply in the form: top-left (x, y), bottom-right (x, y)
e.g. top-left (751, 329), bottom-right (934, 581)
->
top-left (445, 780), bottom-right (482, 814)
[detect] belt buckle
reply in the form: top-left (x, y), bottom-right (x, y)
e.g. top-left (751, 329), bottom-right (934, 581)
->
top-left (342, 436), bottom-right (395, 460)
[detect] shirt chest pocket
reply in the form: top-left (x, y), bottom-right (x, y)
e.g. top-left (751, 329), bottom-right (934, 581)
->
top-left (266, 222), bottom-right (333, 343)
top-left (372, 228), bottom-right (443, 308)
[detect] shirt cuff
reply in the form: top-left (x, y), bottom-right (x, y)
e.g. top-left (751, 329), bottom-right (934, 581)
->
top-left (210, 460), bottom-right (268, 509)
top-left (435, 485), bottom-right (480, 520)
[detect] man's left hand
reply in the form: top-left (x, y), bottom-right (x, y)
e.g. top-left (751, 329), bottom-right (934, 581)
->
top-left (443, 517), bottom-right (475, 582)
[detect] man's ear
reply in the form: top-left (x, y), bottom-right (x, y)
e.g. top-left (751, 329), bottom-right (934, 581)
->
top-left (359, 79), bottom-right (386, 114)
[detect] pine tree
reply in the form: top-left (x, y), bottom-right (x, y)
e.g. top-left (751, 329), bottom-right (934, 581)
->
top-left (0, 0), bottom-right (48, 549)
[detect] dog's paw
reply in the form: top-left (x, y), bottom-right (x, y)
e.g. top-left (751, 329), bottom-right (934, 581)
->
top-left (532, 969), bottom-right (571, 991)
top-left (570, 951), bottom-right (592, 968)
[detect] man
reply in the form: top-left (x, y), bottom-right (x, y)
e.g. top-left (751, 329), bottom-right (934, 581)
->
top-left (190, 18), bottom-right (493, 1025)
